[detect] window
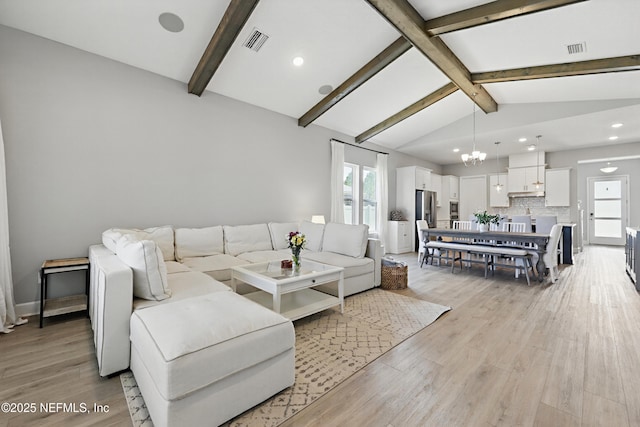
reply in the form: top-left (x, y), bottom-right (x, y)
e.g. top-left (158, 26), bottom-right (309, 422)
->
top-left (342, 163), bottom-right (377, 232)
top-left (343, 163), bottom-right (357, 225)
top-left (363, 167), bottom-right (377, 232)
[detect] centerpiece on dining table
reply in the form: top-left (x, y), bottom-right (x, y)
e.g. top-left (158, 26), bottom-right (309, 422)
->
top-left (286, 231), bottom-right (306, 271)
top-left (473, 210), bottom-right (500, 232)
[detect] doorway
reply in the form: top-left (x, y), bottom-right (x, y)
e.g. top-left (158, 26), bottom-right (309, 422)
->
top-left (587, 175), bottom-right (629, 246)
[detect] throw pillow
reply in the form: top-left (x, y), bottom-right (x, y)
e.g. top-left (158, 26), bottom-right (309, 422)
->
top-left (116, 235), bottom-right (171, 301)
top-left (102, 225), bottom-right (175, 261)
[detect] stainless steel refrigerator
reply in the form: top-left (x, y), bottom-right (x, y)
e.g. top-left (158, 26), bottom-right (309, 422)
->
top-left (415, 189), bottom-right (437, 250)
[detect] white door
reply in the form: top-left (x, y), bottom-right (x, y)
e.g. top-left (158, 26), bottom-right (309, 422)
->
top-left (588, 176), bottom-right (628, 246)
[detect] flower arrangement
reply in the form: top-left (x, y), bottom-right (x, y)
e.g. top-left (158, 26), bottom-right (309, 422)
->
top-left (474, 210), bottom-right (500, 225)
top-left (286, 231), bottom-right (306, 270)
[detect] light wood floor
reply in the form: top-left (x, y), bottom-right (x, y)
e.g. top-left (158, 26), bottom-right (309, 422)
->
top-left (1, 245), bottom-right (638, 427)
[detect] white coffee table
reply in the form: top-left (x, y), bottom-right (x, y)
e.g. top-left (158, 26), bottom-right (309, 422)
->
top-left (230, 259), bottom-right (344, 321)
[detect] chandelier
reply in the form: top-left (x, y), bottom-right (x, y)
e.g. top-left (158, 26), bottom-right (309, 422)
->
top-left (461, 96), bottom-right (486, 166)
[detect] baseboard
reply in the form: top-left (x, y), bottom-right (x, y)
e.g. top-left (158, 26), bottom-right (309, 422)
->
top-left (16, 300), bottom-right (39, 317)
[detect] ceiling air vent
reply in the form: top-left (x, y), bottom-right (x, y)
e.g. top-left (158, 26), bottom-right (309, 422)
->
top-left (243, 28), bottom-right (269, 52)
top-left (566, 41), bottom-right (587, 55)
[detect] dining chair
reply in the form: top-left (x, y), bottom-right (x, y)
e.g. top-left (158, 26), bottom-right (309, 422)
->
top-left (511, 215), bottom-right (532, 233)
top-left (535, 215), bottom-right (557, 235)
top-left (542, 224), bottom-right (563, 283)
top-left (503, 222), bottom-right (526, 233)
top-left (453, 220), bottom-right (472, 230)
top-left (416, 220), bottom-right (429, 264)
top-left (526, 223), bottom-right (563, 283)
top-left (452, 220), bottom-right (473, 265)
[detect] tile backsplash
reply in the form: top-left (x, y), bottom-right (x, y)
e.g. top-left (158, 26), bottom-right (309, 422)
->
top-left (492, 197), bottom-right (571, 223)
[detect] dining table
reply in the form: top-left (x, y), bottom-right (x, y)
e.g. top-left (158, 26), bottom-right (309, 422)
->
top-left (422, 228), bottom-right (550, 281)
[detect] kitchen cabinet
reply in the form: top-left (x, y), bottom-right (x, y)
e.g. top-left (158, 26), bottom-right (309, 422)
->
top-left (507, 166), bottom-right (545, 193)
top-left (545, 168), bottom-right (571, 206)
top-left (489, 174), bottom-right (509, 207)
top-left (415, 168), bottom-right (431, 190)
top-left (442, 175), bottom-right (459, 201)
top-left (387, 221), bottom-right (412, 254)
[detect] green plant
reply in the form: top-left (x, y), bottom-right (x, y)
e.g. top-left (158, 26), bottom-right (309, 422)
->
top-left (474, 210), bottom-right (500, 225)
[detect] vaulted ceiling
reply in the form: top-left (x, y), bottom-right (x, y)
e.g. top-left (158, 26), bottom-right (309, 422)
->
top-left (1, 0), bottom-right (639, 164)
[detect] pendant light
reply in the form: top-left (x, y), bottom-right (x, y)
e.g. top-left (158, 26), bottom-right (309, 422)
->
top-left (461, 94), bottom-right (486, 166)
top-left (494, 141), bottom-right (503, 192)
top-left (532, 135), bottom-right (544, 189)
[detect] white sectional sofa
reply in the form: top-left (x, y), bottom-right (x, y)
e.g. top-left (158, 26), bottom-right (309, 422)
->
top-left (88, 220), bottom-right (382, 427)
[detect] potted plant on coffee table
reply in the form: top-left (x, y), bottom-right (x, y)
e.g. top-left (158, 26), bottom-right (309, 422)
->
top-left (474, 210), bottom-right (500, 232)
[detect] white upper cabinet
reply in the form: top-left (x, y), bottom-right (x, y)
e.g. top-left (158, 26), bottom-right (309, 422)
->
top-left (507, 151), bottom-right (546, 193)
top-left (545, 168), bottom-right (571, 206)
top-left (442, 175), bottom-right (459, 201)
top-left (415, 167), bottom-right (431, 190)
top-left (508, 166), bottom-right (546, 193)
top-left (489, 174), bottom-right (510, 207)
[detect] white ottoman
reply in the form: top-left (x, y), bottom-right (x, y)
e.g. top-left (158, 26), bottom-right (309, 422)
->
top-left (130, 291), bottom-right (295, 427)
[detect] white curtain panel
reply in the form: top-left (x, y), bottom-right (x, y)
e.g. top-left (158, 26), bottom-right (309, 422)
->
top-left (330, 140), bottom-right (345, 224)
top-left (0, 119), bottom-right (26, 333)
top-left (376, 153), bottom-right (388, 254)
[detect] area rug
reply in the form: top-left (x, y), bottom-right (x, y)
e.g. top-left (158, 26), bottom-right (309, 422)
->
top-left (121, 288), bottom-right (451, 426)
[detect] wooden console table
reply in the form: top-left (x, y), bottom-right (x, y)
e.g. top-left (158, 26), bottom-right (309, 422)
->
top-left (39, 257), bottom-right (90, 328)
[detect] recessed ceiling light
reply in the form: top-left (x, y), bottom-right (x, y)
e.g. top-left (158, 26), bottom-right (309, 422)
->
top-left (519, 137), bottom-right (527, 142)
top-left (527, 145), bottom-right (536, 151)
top-left (609, 136), bottom-right (619, 141)
top-left (292, 57), bottom-right (304, 67)
top-left (318, 85), bottom-right (333, 95)
top-left (158, 12), bottom-right (184, 33)
top-left (611, 123), bottom-right (623, 128)
top-left (453, 148), bottom-right (460, 153)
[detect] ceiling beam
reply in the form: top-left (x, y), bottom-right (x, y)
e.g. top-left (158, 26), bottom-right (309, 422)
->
top-left (472, 55), bottom-right (640, 83)
top-left (188, 0), bottom-right (260, 96)
top-left (363, 0), bottom-right (498, 114)
top-left (298, 37), bottom-right (411, 128)
top-left (355, 82), bottom-right (458, 143)
top-left (299, 0), bottom-right (584, 127)
top-left (425, 0), bottom-right (588, 36)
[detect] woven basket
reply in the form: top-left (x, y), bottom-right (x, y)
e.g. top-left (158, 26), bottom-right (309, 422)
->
top-left (380, 263), bottom-right (408, 290)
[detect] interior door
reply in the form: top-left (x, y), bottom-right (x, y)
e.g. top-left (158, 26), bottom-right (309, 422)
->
top-left (588, 176), bottom-right (628, 246)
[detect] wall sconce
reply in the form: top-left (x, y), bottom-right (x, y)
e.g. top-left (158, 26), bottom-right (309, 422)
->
top-left (311, 215), bottom-right (325, 224)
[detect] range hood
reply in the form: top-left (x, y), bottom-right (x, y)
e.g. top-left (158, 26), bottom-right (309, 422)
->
top-left (508, 190), bottom-right (544, 198)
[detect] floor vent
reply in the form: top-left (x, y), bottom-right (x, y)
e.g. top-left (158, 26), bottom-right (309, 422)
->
top-left (567, 42), bottom-right (586, 55)
top-left (243, 28), bottom-right (269, 52)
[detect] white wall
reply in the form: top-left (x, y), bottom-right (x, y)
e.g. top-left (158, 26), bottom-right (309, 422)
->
top-left (0, 25), bottom-right (440, 306)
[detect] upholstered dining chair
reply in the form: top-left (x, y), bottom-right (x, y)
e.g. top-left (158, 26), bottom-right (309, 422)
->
top-left (535, 215), bottom-right (557, 235)
top-left (416, 220), bottom-right (429, 264)
top-left (524, 223), bottom-right (563, 283)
